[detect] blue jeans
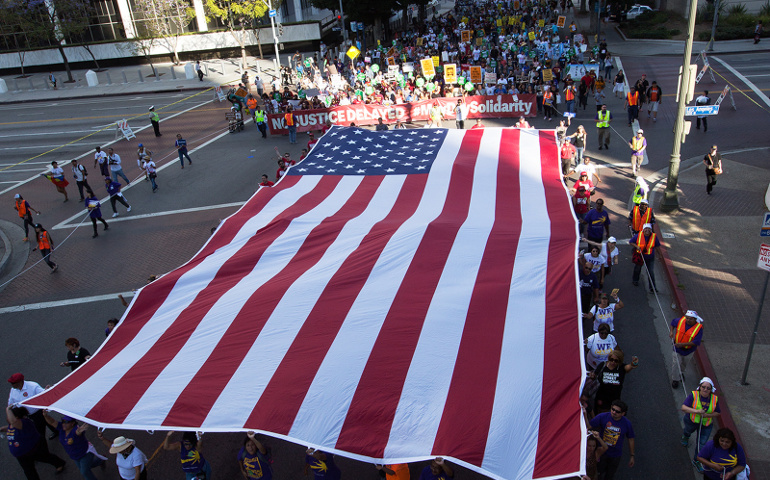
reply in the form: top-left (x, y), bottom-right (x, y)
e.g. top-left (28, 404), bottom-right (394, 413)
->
top-left (184, 460), bottom-right (212, 480)
top-left (112, 168), bottom-right (130, 184)
top-left (75, 452), bottom-right (105, 480)
top-left (683, 415), bottom-right (713, 460)
top-left (149, 174), bottom-right (158, 190)
top-left (576, 147), bottom-right (584, 162)
top-left (288, 125), bottom-right (297, 144)
top-left (178, 150), bottom-right (192, 166)
top-left (566, 99), bottom-right (575, 114)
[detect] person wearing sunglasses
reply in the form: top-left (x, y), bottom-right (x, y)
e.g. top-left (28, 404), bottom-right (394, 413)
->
top-left (589, 400), bottom-right (635, 480)
top-left (590, 348), bottom-right (639, 414)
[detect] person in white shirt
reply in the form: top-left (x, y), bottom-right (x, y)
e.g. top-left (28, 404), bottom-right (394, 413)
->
top-left (7, 373), bottom-right (58, 438)
top-left (48, 161), bottom-right (69, 202)
top-left (98, 434), bottom-right (148, 480)
top-left (572, 156), bottom-right (601, 185)
top-left (106, 148), bottom-right (130, 184)
top-left (454, 99), bottom-right (467, 129)
top-left (94, 146), bottom-right (109, 177)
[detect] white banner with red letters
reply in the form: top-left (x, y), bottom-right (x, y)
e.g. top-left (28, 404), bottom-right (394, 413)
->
top-left (267, 94), bottom-right (538, 134)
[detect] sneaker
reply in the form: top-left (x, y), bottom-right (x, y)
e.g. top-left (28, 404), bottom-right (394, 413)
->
top-left (598, 146), bottom-right (603, 150)
top-left (633, 281), bottom-right (639, 286)
top-left (51, 264), bottom-right (58, 273)
top-left (92, 233), bottom-right (98, 238)
top-left (672, 380), bottom-right (679, 388)
top-left (112, 213), bottom-right (119, 218)
top-left (104, 225), bottom-right (109, 231)
top-left (681, 435), bottom-right (689, 447)
top-left (692, 460), bottom-right (704, 473)
top-left (127, 206), bottom-right (132, 212)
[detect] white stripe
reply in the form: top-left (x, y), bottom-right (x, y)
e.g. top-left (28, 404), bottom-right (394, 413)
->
top-left (288, 129), bottom-right (464, 444)
top-left (483, 130), bottom-right (549, 479)
top-left (46, 177), bottom-right (323, 417)
top-left (712, 56), bottom-right (770, 108)
top-left (384, 128), bottom-right (500, 457)
top-left (55, 202), bottom-right (245, 229)
top-left (0, 291), bottom-right (134, 314)
top-left (202, 175), bottom-right (407, 428)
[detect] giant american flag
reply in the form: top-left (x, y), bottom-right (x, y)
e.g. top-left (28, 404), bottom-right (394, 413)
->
top-left (25, 126), bottom-right (585, 480)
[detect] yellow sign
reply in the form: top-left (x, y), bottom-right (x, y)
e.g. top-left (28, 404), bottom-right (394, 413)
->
top-left (496, 18), bottom-right (502, 27)
top-left (444, 63), bottom-right (457, 84)
top-left (470, 66), bottom-right (482, 84)
top-left (387, 56), bottom-right (396, 66)
top-left (528, 31), bottom-right (536, 41)
top-left (513, 0), bottom-right (520, 9)
top-left (476, 37), bottom-right (483, 46)
top-left (538, 19), bottom-right (545, 27)
top-left (432, 56), bottom-right (440, 67)
top-left (416, 37), bottom-right (424, 46)
top-left (508, 17), bottom-right (515, 25)
top-left (557, 15), bottom-right (566, 27)
top-left (542, 68), bottom-right (553, 82)
top-left (420, 58), bottom-right (436, 77)
top-left (461, 30), bottom-right (471, 42)
top-left (346, 46), bottom-right (360, 60)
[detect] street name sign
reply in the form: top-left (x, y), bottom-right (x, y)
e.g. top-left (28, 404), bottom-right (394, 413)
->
top-left (758, 244), bottom-right (770, 272)
top-left (685, 105), bottom-right (719, 116)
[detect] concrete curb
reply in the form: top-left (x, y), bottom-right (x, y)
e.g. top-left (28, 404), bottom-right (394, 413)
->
top-left (0, 222), bottom-right (11, 278)
top-left (653, 199), bottom-right (748, 462)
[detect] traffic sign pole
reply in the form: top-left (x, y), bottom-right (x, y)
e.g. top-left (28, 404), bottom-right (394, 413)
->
top-left (741, 270), bottom-right (769, 384)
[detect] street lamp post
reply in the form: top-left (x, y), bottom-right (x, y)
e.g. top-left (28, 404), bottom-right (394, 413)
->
top-left (708, 0), bottom-right (720, 52)
top-left (661, 0), bottom-right (699, 210)
top-left (259, 0), bottom-right (281, 73)
top-left (338, 0), bottom-right (347, 41)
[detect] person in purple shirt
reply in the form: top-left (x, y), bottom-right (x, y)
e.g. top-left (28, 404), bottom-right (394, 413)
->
top-left (304, 448), bottom-right (341, 480)
top-left (697, 428), bottom-right (746, 480)
top-left (175, 134), bottom-right (193, 168)
top-left (85, 193), bottom-right (109, 238)
top-left (103, 177), bottom-right (132, 218)
top-left (589, 399), bottom-right (635, 480)
top-left (629, 223), bottom-right (661, 292)
top-left (669, 310), bottom-right (703, 388)
top-left (582, 198), bottom-right (610, 243)
top-left (43, 411), bottom-right (105, 480)
top-left (6, 406), bottom-right (66, 479)
top-left (419, 457), bottom-right (454, 480)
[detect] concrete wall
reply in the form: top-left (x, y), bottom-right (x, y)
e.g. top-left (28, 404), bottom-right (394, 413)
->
top-left (667, 0), bottom-right (766, 17)
top-left (0, 23), bottom-right (321, 71)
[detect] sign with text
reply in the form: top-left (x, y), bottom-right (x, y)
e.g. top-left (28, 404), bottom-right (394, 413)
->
top-left (470, 66), bottom-right (483, 84)
top-left (557, 15), bottom-right (566, 27)
top-left (761, 213), bottom-right (770, 237)
top-left (346, 46), bottom-right (360, 60)
top-left (461, 30), bottom-right (471, 42)
top-left (758, 244), bottom-right (770, 272)
top-left (420, 58), bottom-right (436, 76)
top-left (444, 63), bottom-right (458, 84)
top-left (685, 105), bottom-right (720, 116)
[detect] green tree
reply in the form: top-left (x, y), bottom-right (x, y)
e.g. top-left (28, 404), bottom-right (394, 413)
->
top-left (205, 0), bottom-right (274, 70)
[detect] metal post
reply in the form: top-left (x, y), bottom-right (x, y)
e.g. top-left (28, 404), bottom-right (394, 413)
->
top-left (741, 270), bottom-right (770, 385)
top-left (661, 0), bottom-right (699, 211)
top-left (171, 67), bottom-right (177, 79)
top-left (122, 71), bottom-right (128, 84)
top-left (338, 0), bottom-right (347, 41)
top-left (138, 70), bottom-right (144, 82)
top-left (154, 67), bottom-right (160, 81)
top-left (708, 0), bottom-right (720, 52)
top-left (106, 72), bottom-right (112, 85)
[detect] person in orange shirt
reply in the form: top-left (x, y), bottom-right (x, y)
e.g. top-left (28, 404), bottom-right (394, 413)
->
top-left (646, 81), bottom-right (663, 122)
top-left (285, 107), bottom-right (297, 144)
top-left (13, 194), bottom-right (40, 242)
top-left (376, 463), bottom-right (410, 480)
top-left (31, 223), bottom-right (58, 272)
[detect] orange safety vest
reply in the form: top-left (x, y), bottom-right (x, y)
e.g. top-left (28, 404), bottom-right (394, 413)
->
top-left (627, 91), bottom-right (639, 106)
top-left (690, 391), bottom-right (718, 426)
top-left (15, 200), bottom-right (27, 218)
top-left (631, 206), bottom-right (652, 232)
top-left (674, 316), bottom-right (702, 350)
top-left (284, 112), bottom-right (294, 126)
top-left (565, 87), bottom-right (575, 101)
top-left (649, 87), bottom-right (660, 102)
top-left (37, 231), bottom-right (51, 250)
top-left (246, 98), bottom-right (257, 110)
top-left (636, 232), bottom-right (656, 255)
top-left (543, 91), bottom-right (553, 106)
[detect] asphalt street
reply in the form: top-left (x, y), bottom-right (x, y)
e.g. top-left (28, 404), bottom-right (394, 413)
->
top-left (1, 48), bottom-right (768, 479)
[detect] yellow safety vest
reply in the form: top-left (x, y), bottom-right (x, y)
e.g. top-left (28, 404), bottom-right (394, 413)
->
top-left (596, 110), bottom-right (610, 128)
top-left (690, 391), bottom-right (718, 426)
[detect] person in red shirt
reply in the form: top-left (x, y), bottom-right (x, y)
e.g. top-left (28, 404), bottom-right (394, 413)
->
top-left (307, 133), bottom-right (318, 151)
top-left (471, 119), bottom-right (485, 129)
top-left (573, 185), bottom-right (591, 235)
top-left (574, 171), bottom-right (595, 195)
top-left (275, 160), bottom-right (287, 182)
top-left (560, 140), bottom-right (577, 177)
top-left (299, 148), bottom-right (309, 161)
top-left (259, 174), bottom-right (274, 187)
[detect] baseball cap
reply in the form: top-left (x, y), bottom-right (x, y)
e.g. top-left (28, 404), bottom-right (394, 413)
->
top-left (8, 373), bottom-right (24, 383)
top-left (642, 223), bottom-right (652, 230)
top-left (640, 199), bottom-right (648, 204)
top-left (14, 194), bottom-right (20, 199)
top-left (138, 143), bottom-right (143, 147)
top-left (608, 236), bottom-right (617, 243)
top-left (637, 129), bottom-right (644, 133)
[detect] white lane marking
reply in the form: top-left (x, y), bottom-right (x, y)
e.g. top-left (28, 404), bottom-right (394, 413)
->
top-left (0, 291), bottom-right (135, 314)
top-left (53, 202), bottom-right (245, 230)
top-left (0, 98), bottom-right (214, 197)
top-left (0, 130), bottom-right (113, 138)
top-left (712, 56), bottom-right (770, 108)
top-left (744, 74), bottom-right (770, 78)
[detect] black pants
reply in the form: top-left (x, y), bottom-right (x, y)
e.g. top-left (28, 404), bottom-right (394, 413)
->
top-left (15, 439), bottom-right (66, 480)
top-left (597, 455), bottom-right (621, 480)
top-left (151, 120), bottom-right (161, 136)
top-left (76, 179), bottom-right (94, 199)
top-left (110, 194), bottom-right (130, 214)
top-left (257, 122), bottom-right (267, 138)
top-left (633, 256), bottom-right (656, 289)
top-left (456, 120), bottom-right (465, 129)
top-left (22, 215), bottom-right (35, 238)
top-left (39, 249), bottom-right (56, 269)
top-left (197, 69), bottom-right (204, 81)
top-left (91, 216), bottom-right (108, 234)
top-left (696, 116), bottom-right (708, 131)
top-left (706, 169), bottom-right (717, 193)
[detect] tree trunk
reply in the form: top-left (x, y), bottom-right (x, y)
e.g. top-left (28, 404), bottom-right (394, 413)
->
top-left (256, 26), bottom-right (264, 59)
top-left (173, 37), bottom-right (180, 65)
top-left (241, 25), bottom-right (248, 71)
top-left (57, 43), bottom-right (74, 82)
top-left (82, 45), bottom-right (102, 71)
top-left (17, 51), bottom-right (26, 77)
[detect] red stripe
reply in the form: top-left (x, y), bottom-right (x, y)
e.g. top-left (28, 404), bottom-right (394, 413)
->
top-left (244, 174), bottom-right (429, 434)
top-left (161, 176), bottom-right (384, 427)
top-left (335, 129), bottom-right (483, 457)
top-left (533, 131), bottom-right (583, 477)
top-left (84, 177), bottom-right (339, 424)
top-left (431, 128), bottom-right (523, 465)
top-left (29, 177), bottom-right (303, 410)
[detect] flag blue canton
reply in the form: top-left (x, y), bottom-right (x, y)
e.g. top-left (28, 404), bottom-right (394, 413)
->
top-left (290, 126), bottom-right (448, 176)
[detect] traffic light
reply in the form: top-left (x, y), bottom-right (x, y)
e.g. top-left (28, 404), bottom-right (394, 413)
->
top-left (278, 23), bottom-right (284, 36)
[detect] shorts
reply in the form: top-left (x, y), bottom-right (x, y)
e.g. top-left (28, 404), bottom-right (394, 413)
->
top-left (613, 83), bottom-right (624, 94)
top-left (648, 101), bottom-right (659, 112)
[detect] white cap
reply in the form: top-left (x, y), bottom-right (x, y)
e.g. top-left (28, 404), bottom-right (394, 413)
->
top-left (637, 128), bottom-right (643, 133)
top-left (685, 310), bottom-right (703, 323)
top-left (14, 194), bottom-right (20, 199)
top-left (607, 236), bottom-right (617, 243)
top-left (149, 106), bottom-right (155, 110)
top-left (699, 377), bottom-right (716, 392)
top-left (640, 199), bottom-right (649, 204)
top-left (642, 223), bottom-right (653, 230)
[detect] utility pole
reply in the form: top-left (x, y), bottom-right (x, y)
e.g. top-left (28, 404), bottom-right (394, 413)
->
top-left (259, 0), bottom-right (281, 73)
top-left (338, 0), bottom-right (347, 41)
top-left (708, 0), bottom-right (720, 52)
top-left (661, 0), bottom-right (699, 210)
